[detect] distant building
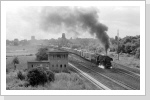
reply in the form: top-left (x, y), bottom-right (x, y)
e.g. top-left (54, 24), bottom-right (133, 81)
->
top-left (27, 49), bottom-right (69, 72)
top-left (14, 38), bottom-right (19, 46)
top-left (62, 33), bottom-right (66, 39)
top-left (30, 36), bottom-right (37, 45)
top-left (60, 33), bottom-right (68, 46)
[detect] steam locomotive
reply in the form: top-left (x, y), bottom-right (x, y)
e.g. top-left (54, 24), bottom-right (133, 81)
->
top-left (91, 54), bottom-right (113, 69)
top-left (61, 47), bottom-right (113, 69)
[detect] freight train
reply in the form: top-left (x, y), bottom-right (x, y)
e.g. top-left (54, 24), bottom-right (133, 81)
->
top-left (61, 47), bottom-right (113, 69)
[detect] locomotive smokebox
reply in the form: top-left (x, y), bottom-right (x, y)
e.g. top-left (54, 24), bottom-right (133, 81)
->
top-left (97, 54), bottom-right (113, 69)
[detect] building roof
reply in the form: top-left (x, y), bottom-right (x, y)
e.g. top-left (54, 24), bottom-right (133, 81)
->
top-left (47, 49), bottom-right (68, 54)
top-left (27, 61), bottom-right (50, 63)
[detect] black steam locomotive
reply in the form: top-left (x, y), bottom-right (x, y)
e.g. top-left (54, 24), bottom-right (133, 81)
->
top-left (91, 54), bottom-right (113, 69)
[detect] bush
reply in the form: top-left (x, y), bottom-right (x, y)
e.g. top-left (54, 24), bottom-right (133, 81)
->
top-left (50, 73), bottom-right (90, 90)
top-left (12, 57), bottom-right (19, 70)
top-left (46, 70), bottom-right (55, 82)
top-left (17, 71), bottom-right (25, 80)
top-left (27, 67), bottom-right (55, 86)
top-left (12, 57), bottom-right (19, 64)
top-left (37, 67), bottom-right (55, 82)
top-left (27, 67), bottom-right (47, 86)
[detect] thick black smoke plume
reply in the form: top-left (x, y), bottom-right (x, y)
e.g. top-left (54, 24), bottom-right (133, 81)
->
top-left (40, 7), bottom-right (110, 53)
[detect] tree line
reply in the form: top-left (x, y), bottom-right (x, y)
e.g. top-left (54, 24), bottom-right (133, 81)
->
top-left (110, 35), bottom-right (140, 59)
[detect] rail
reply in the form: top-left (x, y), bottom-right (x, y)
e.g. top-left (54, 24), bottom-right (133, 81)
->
top-left (69, 63), bottom-right (111, 90)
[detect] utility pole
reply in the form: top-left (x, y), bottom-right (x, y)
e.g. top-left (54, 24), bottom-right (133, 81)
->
top-left (117, 30), bottom-right (119, 60)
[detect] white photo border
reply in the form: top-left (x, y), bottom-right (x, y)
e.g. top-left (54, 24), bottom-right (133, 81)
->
top-left (1, 1), bottom-right (145, 95)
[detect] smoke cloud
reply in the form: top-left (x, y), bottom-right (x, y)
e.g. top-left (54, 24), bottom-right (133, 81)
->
top-left (39, 6), bottom-right (110, 52)
top-left (6, 6), bottom-right (110, 52)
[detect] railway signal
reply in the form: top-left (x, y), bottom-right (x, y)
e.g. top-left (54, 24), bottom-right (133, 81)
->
top-left (117, 30), bottom-right (119, 60)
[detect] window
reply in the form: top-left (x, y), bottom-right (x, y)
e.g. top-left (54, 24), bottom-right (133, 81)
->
top-left (57, 55), bottom-right (61, 58)
top-left (32, 65), bottom-right (33, 68)
top-left (60, 64), bottom-right (62, 68)
top-left (64, 64), bottom-right (66, 68)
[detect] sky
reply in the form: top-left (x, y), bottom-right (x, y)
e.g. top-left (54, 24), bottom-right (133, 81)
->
top-left (6, 6), bottom-right (140, 40)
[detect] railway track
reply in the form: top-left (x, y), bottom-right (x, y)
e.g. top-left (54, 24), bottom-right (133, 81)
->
top-left (69, 63), bottom-right (110, 90)
top-left (112, 62), bottom-right (140, 76)
top-left (92, 66), bottom-right (140, 90)
top-left (69, 59), bottom-right (137, 90)
top-left (69, 54), bottom-right (140, 90)
top-left (60, 48), bottom-right (140, 90)
top-left (108, 65), bottom-right (140, 81)
top-left (70, 54), bottom-right (140, 80)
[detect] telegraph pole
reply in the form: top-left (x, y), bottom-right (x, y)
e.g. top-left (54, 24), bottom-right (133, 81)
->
top-left (117, 30), bottom-right (119, 60)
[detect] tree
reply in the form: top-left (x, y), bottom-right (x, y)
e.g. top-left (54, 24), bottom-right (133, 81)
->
top-left (71, 44), bottom-right (81, 49)
top-left (6, 40), bottom-right (10, 45)
top-left (89, 45), bottom-right (97, 52)
top-left (36, 47), bottom-right (48, 61)
top-left (110, 35), bottom-right (140, 57)
top-left (116, 44), bottom-right (123, 54)
top-left (12, 57), bottom-right (19, 70)
top-left (135, 47), bottom-right (140, 59)
top-left (124, 43), bottom-right (132, 54)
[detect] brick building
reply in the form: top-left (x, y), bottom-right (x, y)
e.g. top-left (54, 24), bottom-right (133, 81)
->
top-left (27, 49), bottom-right (69, 72)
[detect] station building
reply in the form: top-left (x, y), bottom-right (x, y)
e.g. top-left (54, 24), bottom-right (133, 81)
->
top-left (27, 49), bottom-right (69, 72)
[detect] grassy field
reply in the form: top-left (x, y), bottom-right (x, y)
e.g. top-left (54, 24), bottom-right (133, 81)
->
top-left (109, 52), bottom-right (140, 69)
top-left (6, 45), bottom-right (39, 71)
top-left (6, 45), bottom-right (41, 56)
top-left (6, 56), bottom-right (36, 71)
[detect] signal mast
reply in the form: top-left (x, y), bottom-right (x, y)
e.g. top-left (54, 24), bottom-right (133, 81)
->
top-left (117, 30), bottom-right (119, 60)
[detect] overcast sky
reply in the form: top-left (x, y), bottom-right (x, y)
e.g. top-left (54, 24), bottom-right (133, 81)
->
top-left (6, 6), bottom-right (140, 40)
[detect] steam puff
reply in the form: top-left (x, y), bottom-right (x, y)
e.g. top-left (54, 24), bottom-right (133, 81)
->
top-left (40, 6), bottom-right (110, 52)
